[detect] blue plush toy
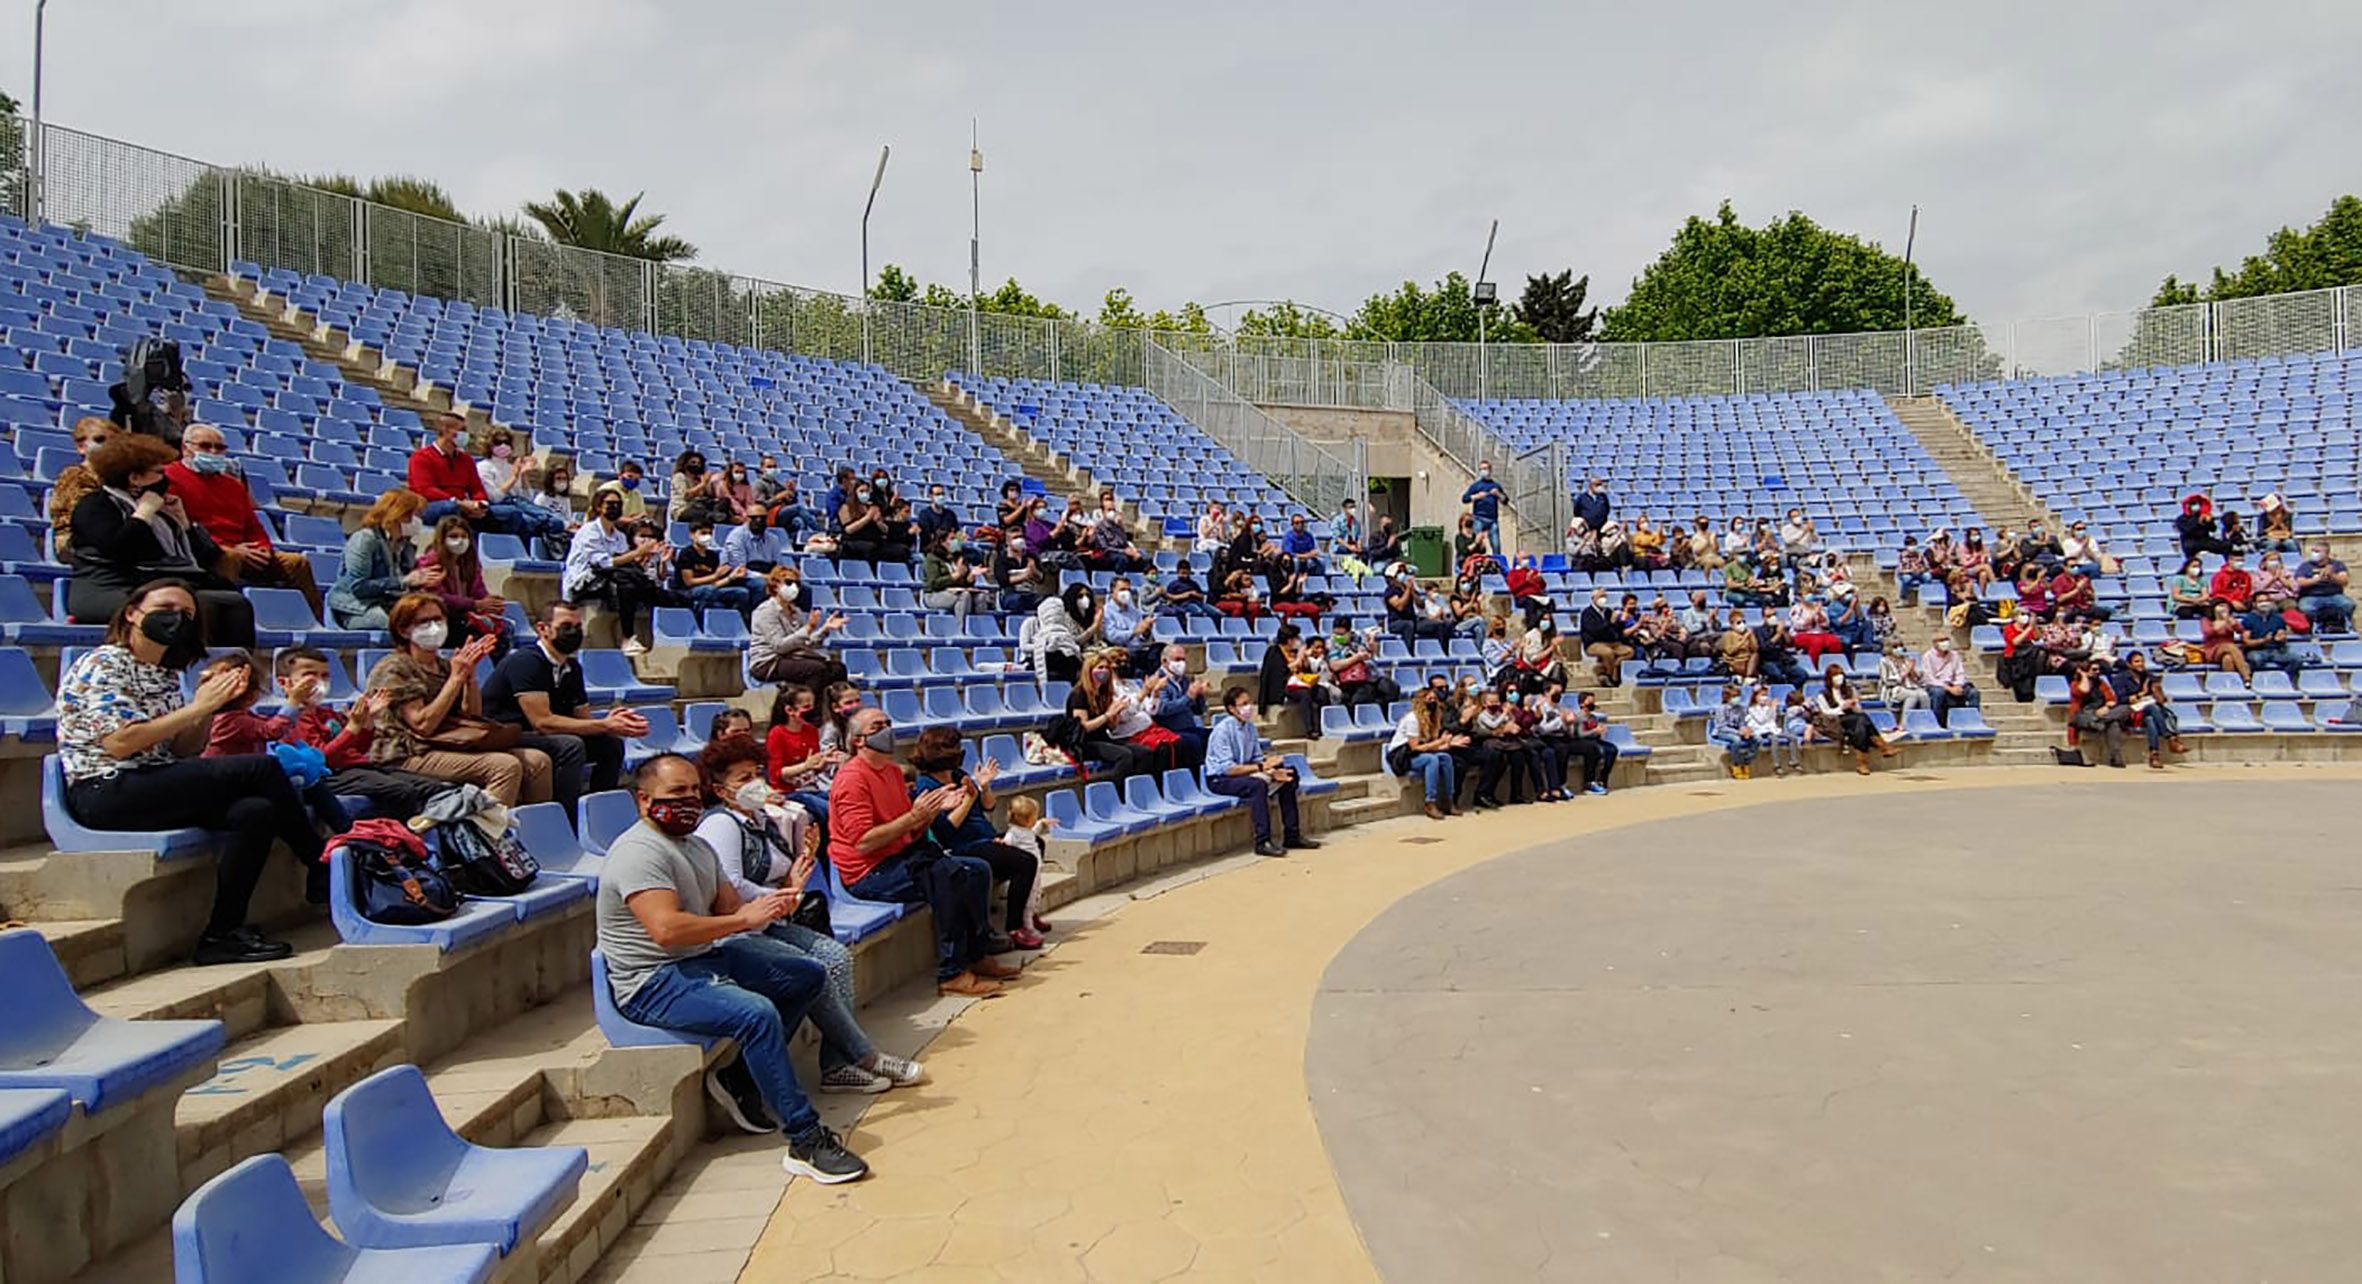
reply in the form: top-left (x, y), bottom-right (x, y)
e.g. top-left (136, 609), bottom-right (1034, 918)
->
top-left (269, 740), bottom-right (332, 789)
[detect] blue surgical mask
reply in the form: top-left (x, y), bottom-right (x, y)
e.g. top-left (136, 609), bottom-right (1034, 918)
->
top-left (188, 452), bottom-right (238, 476)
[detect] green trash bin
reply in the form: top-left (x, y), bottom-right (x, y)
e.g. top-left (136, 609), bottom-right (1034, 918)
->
top-left (1403, 525), bottom-right (1447, 578)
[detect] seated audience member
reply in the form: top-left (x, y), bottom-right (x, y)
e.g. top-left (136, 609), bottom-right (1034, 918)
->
top-left (1388, 688), bottom-right (1465, 819)
top-left (1813, 665), bottom-right (1892, 775)
top-left (2048, 564), bottom-right (2105, 622)
top-left (588, 459), bottom-right (650, 522)
top-left (1826, 584), bottom-right (1877, 654)
top-left (914, 482), bottom-right (961, 547)
top-left (476, 427), bottom-right (523, 501)
top-left (566, 490), bottom-right (671, 655)
top-left (2219, 510), bottom-right (2254, 558)
top-left (1865, 596), bottom-right (1898, 650)
top-left (692, 739), bottom-right (926, 1094)
top-left (1383, 565), bottom-right (1452, 642)
top-left (2065, 659), bottom-right (2133, 769)
top-left (522, 457), bottom-right (579, 556)
top-left (1564, 689), bottom-right (1622, 795)
top-left (717, 460), bottom-right (758, 524)
top-left (2210, 557), bottom-right (2255, 612)
top-left (1286, 635), bottom-right (1337, 739)
top-left (757, 472), bottom-right (814, 543)
top-left (1032, 582), bottom-right (1099, 683)
top-left (49, 415), bottom-right (113, 557)
top-left (1718, 612), bottom-right (1761, 679)
top-left (1160, 560), bottom-right (1221, 621)
top-left (2251, 552), bottom-right (2301, 614)
top-left (2107, 651), bottom-right (2186, 769)
top-left (1628, 514), bottom-right (1669, 570)
top-left (196, 650), bottom-right (356, 836)
top-left (1256, 623), bottom-right (1304, 716)
top-left (674, 520), bottom-right (755, 620)
top-left (748, 566), bottom-right (850, 687)
top-left (1280, 513), bottom-right (1322, 574)
top-left (363, 593), bottom-right (553, 806)
top-left (834, 475), bottom-right (909, 565)
top-left (2060, 521), bottom-right (2105, 577)
top-left (1952, 529), bottom-right (1994, 589)
top-left (1086, 492), bottom-right (1148, 573)
top-left (1990, 526), bottom-right (2026, 585)
top-left (264, 645), bottom-right (449, 818)
top-left (829, 707), bottom-right (1018, 998)
top-left (416, 515), bottom-right (512, 653)
top-left (725, 509), bottom-right (794, 576)
top-left (2166, 557), bottom-right (2213, 619)
top-left (2198, 602), bottom-right (2253, 681)
top-left (57, 579), bottom-right (326, 965)
top-left (1145, 643), bottom-right (1211, 764)
top-left (1363, 514), bottom-right (1403, 567)
top-left (1101, 574), bottom-right (1161, 676)
top-left (1505, 555), bottom-right (1555, 629)
top-left (1919, 634), bottom-right (1980, 727)
top-left (1894, 534), bottom-right (1935, 603)
top-left (1327, 618), bottom-right (1398, 710)
top-left (483, 600), bottom-right (646, 814)
top-left (2238, 602), bottom-right (2305, 680)
top-left (1597, 520), bottom-right (1633, 570)
top-left (1879, 643), bottom-right (1931, 719)
top-left (667, 449), bottom-right (723, 525)
top-left (2294, 542), bottom-right (2354, 632)
top-left (1577, 589), bottom-right (1636, 687)
top-left (2175, 493), bottom-right (2230, 560)
top-left (1754, 609), bottom-right (1813, 685)
top-left (763, 684), bottom-right (842, 821)
top-left (1709, 682), bottom-right (1757, 778)
top-left (68, 435), bottom-right (257, 646)
top-left (1328, 498), bottom-right (1365, 562)
top-left (906, 727), bottom-right (1043, 950)
top-left (329, 488), bottom-right (438, 630)
top-left (1750, 684), bottom-right (1801, 776)
top-left (1188, 500), bottom-right (1227, 558)
top-left (407, 412), bottom-right (565, 541)
top-left (2255, 493), bottom-right (2299, 553)
top-left (921, 530), bottom-right (993, 620)
top-left (1205, 685), bottom-right (1318, 857)
top-left (166, 423), bottom-right (323, 615)
top-left (1064, 649), bottom-right (1163, 779)
top-left (992, 534), bottom-right (1047, 611)
top-left (597, 753), bottom-right (870, 1181)
top-left (1787, 596), bottom-right (1842, 666)
top-left (1470, 685), bottom-right (1539, 804)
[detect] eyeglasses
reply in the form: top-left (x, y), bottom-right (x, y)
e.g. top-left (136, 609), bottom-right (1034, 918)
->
top-left (189, 439), bottom-right (228, 454)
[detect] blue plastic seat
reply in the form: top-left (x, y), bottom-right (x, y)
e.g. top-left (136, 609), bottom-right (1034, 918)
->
top-left (1158, 767), bottom-right (1233, 817)
top-left (326, 841), bottom-right (516, 952)
top-left (2034, 674), bottom-right (2071, 705)
top-left (324, 1064), bottom-right (588, 1256)
top-left (576, 789), bottom-right (638, 856)
top-left (1281, 752), bottom-right (1339, 795)
top-left (814, 850), bottom-right (905, 944)
top-left (0, 1085), bottom-right (69, 1168)
top-left (509, 801), bottom-right (601, 882)
top-left (1082, 780), bottom-right (1157, 835)
top-left (1122, 774), bottom-right (1193, 825)
top-left (651, 607), bottom-right (728, 653)
top-left (0, 928), bottom-right (224, 1112)
top-left (589, 949), bottom-right (712, 1048)
top-left (2209, 701), bottom-right (2264, 733)
top-left (1901, 708), bottom-right (1951, 740)
top-left (247, 586), bottom-right (370, 648)
top-left (174, 1154), bottom-right (500, 1284)
top-left (1948, 706), bottom-right (1996, 738)
top-left (1043, 788), bottom-right (1122, 844)
top-left (40, 754), bottom-right (225, 857)
top-left (579, 650), bottom-right (670, 703)
top-left (2259, 702), bottom-right (2312, 732)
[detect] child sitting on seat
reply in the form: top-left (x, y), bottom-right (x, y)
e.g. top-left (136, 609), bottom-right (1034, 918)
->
top-left (199, 651), bottom-right (358, 837)
top-left (215, 646), bottom-right (449, 824)
top-left (998, 794), bottom-right (1054, 936)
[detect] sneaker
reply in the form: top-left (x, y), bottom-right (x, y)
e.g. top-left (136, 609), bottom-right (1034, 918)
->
top-left (784, 1126), bottom-right (870, 1184)
top-left (1584, 783), bottom-right (1608, 796)
top-left (706, 1059), bottom-right (781, 1133)
top-left (818, 1064), bottom-right (892, 1094)
top-left (1009, 928), bottom-right (1046, 950)
top-left (620, 637), bottom-right (648, 657)
top-left (866, 1053), bottom-right (927, 1087)
top-left (192, 928), bottom-right (294, 967)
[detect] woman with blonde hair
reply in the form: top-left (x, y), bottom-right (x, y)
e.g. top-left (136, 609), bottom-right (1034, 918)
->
top-left (362, 592), bottom-right (552, 806)
top-left (329, 488), bottom-right (441, 630)
top-left (1061, 646), bottom-right (1157, 780)
top-left (749, 563), bottom-right (848, 686)
top-left (49, 415), bottom-right (114, 556)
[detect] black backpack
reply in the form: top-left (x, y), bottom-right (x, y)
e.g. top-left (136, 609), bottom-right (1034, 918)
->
top-left (348, 836), bottom-right (460, 925)
top-left (433, 820), bottom-right (540, 897)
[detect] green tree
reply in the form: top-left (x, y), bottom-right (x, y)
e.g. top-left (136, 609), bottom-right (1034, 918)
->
top-left (1601, 201), bottom-right (1967, 342)
top-left (1513, 270), bottom-right (1598, 343)
top-left (520, 188), bottom-right (697, 262)
top-left (2150, 195), bottom-right (2362, 304)
top-left (1095, 287), bottom-right (1209, 333)
top-left (0, 90), bottom-right (22, 219)
top-left (1348, 271), bottom-right (1537, 343)
top-left (1235, 301), bottom-right (1342, 340)
top-left (869, 263), bottom-right (921, 302)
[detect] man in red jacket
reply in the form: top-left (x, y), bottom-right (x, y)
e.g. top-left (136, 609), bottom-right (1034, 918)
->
top-left (165, 424), bottom-right (324, 615)
top-left (406, 412), bottom-right (566, 542)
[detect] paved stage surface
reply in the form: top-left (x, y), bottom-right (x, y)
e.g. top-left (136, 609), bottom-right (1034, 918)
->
top-left (1310, 777), bottom-right (2362, 1283)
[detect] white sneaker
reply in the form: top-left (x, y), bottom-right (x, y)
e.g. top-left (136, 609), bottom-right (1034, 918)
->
top-left (621, 637), bottom-right (648, 657)
top-left (818, 1064), bottom-right (892, 1094)
top-left (865, 1053), bottom-right (927, 1087)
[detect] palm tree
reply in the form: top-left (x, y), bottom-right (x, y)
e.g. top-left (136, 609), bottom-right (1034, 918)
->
top-left (519, 188), bottom-right (697, 262)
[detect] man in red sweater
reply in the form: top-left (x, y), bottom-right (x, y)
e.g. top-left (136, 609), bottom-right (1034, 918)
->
top-left (166, 424), bottom-right (324, 615)
top-left (407, 412), bottom-right (565, 541)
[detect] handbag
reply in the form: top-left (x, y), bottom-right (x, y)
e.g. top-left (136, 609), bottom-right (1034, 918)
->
top-left (432, 818), bottom-right (540, 896)
top-left (330, 823), bottom-right (460, 925)
top-left (791, 890), bottom-right (832, 934)
top-left (422, 715), bottom-right (524, 753)
top-left (2282, 608), bottom-right (2313, 635)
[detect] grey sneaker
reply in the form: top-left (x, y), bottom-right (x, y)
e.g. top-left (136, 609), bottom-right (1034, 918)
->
top-left (865, 1053), bottom-right (927, 1087)
top-left (784, 1125), bottom-right (870, 1184)
top-left (818, 1063), bottom-right (892, 1094)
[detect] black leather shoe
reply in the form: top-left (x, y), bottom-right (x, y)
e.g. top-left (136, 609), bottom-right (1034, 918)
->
top-left (192, 928), bottom-right (294, 966)
top-left (1253, 839), bottom-right (1287, 857)
top-left (1283, 833), bottom-right (1321, 850)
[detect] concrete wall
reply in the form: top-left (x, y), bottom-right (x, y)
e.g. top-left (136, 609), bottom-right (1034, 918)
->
top-left (1260, 403), bottom-right (1481, 542)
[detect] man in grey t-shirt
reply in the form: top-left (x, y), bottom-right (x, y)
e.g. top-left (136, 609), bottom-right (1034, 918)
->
top-left (595, 753), bottom-right (869, 1184)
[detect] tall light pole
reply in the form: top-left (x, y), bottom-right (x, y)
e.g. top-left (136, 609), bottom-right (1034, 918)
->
top-left (1902, 204), bottom-right (1919, 395)
top-left (30, 0), bottom-right (49, 225)
top-left (968, 121), bottom-right (983, 376)
top-left (1474, 218), bottom-right (1500, 402)
top-left (859, 144), bottom-right (890, 365)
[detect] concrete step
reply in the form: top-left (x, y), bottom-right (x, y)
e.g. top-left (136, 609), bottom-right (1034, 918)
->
top-left (1328, 793), bottom-right (1407, 826)
top-left (527, 1115), bottom-right (675, 1284)
top-left (174, 1018), bottom-right (407, 1191)
top-left (27, 918), bottom-right (125, 989)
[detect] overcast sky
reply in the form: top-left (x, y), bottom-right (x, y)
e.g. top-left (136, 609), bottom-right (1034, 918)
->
top-left (6, 1), bottom-right (2356, 332)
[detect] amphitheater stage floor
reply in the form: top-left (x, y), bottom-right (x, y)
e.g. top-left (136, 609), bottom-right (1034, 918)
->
top-left (1309, 776), bottom-right (2362, 1283)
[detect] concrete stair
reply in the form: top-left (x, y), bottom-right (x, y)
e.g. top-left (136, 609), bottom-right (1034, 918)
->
top-left (925, 381), bottom-right (1171, 554)
top-left (1888, 395), bottom-right (2056, 531)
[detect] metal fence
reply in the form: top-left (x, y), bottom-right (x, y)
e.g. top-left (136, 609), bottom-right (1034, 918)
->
top-left (14, 115), bottom-right (2362, 410)
top-left (1143, 339), bottom-right (1364, 517)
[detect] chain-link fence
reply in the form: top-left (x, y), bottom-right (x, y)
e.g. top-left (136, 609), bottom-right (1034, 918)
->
top-left (12, 115), bottom-right (2362, 411)
top-left (1144, 340), bottom-right (1363, 516)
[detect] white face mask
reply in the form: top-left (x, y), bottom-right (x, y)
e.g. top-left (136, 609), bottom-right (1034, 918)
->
top-left (409, 620), bottom-right (449, 651)
top-left (733, 778), bottom-right (773, 814)
top-left (443, 536), bottom-right (470, 554)
top-left (1165, 658), bottom-right (1187, 677)
top-left (693, 534), bottom-right (713, 549)
top-left (777, 581), bottom-right (800, 602)
top-left (397, 519), bottom-right (419, 542)
top-left (1114, 590), bottom-right (1133, 606)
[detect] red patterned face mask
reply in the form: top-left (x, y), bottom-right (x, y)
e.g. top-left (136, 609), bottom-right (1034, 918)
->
top-left (646, 799), bottom-right (702, 837)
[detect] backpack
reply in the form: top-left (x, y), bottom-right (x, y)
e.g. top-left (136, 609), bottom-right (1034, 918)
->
top-left (120, 336), bottom-right (189, 402)
top-left (335, 828), bottom-right (460, 925)
top-left (432, 820), bottom-right (541, 897)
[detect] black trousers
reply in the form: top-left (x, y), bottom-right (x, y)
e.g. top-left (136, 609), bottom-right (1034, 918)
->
top-left (322, 766), bottom-right (450, 819)
top-left (69, 756), bottom-right (323, 936)
top-left (749, 652), bottom-right (850, 689)
top-left (950, 839), bottom-right (1041, 932)
top-left (581, 571), bottom-right (678, 640)
top-left (1564, 735), bottom-right (1620, 788)
top-left (1451, 742), bottom-right (1503, 803)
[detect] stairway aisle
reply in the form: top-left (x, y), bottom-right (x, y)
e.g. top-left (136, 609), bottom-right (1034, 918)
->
top-left (1888, 396), bottom-right (2054, 532)
top-left (925, 381), bottom-right (1171, 552)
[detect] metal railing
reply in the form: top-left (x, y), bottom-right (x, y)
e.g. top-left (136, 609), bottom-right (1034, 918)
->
top-left (1143, 339), bottom-right (1364, 516)
top-left (12, 114), bottom-right (2362, 415)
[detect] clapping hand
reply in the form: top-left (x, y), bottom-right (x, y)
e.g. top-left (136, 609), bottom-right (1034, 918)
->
top-left (975, 757), bottom-right (1001, 786)
top-left (604, 708), bottom-right (651, 737)
top-left (190, 667), bottom-right (249, 715)
top-left (736, 889), bottom-right (797, 930)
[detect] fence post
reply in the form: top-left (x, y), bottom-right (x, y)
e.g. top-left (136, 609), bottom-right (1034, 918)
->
top-left (219, 169), bottom-right (239, 272)
top-left (351, 200), bottom-right (369, 285)
top-left (1049, 318), bottom-right (1060, 382)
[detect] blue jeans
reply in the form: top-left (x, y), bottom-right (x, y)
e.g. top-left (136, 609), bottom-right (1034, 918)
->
top-left (2300, 593), bottom-right (2355, 630)
top-left (1472, 516), bottom-right (1501, 556)
top-left (1719, 736), bottom-right (1758, 767)
top-left (758, 921), bottom-right (876, 1073)
top-left (686, 582), bottom-right (755, 619)
top-left (771, 503), bottom-right (822, 541)
top-left (1896, 572), bottom-right (1933, 604)
top-left (423, 498), bottom-right (567, 540)
top-left (849, 846), bottom-right (995, 980)
top-left (618, 936), bottom-right (825, 1137)
top-left (1167, 599), bottom-right (1225, 621)
top-left (1764, 733), bottom-right (1801, 769)
top-left (1929, 684), bottom-right (1981, 727)
top-left (1406, 750), bottom-right (1456, 802)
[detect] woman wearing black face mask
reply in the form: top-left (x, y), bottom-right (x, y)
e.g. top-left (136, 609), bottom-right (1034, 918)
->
top-left (67, 436), bottom-right (256, 648)
top-left (55, 580), bottom-right (325, 965)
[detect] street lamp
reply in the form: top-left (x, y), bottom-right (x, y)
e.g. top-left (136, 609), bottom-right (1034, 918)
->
top-left (1901, 204), bottom-right (1919, 395)
top-left (968, 121), bottom-right (983, 376)
top-left (859, 144), bottom-right (890, 365)
top-left (1474, 218), bottom-right (1500, 402)
top-left (30, 0), bottom-right (49, 225)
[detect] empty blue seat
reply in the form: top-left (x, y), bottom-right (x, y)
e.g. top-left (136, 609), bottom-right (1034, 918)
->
top-left (510, 801), bottom-right (601, 882)
top-left (1043, 788), bottom-right (1123, 845)
top-left (813, 847), bottom-right (905, 944)
top-left (1158, 767), bottom-right (1233, 817)
top-left (1281, 752), bottom-right (1339, 795)
top-left (1901, 708), bottom-right (1952, 740)
top-left (1123, 774), bottom-right (1194, 825)
top-left (1948, 706), bottom-right (1996, 738)
top-left (324, 1064), bottom-right (587, 1256)
top-left (0, 1085), bottom-right (69, 1169)
top-left (579, 650), bottom-right (670, 703)
top-left (0, 928), bottom-right (224, 1112)
top-left (577, 789), bottom-right (638, 855)
top-left (173, 1154), bottom-right (500, 1284)
top-left (2210, 701), bottom-right (2264, 733)
top-left (2260, 702), bottom-right (2312, 732)
top-left (248, 586), bottom-right (370, 648)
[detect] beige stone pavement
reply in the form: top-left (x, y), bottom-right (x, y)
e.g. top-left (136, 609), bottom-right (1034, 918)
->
top-left (591, 763), bottom-right (2362, 1283)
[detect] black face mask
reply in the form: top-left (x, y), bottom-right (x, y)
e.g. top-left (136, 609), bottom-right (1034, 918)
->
top-left (548, 623), bottom-right (584, 655)
top-left (135, 478), bottom-right (170, 498)
top-left (138, 608), bottom-right (191, 647)
top-left (746, 517), bottom-right (767, 533)
top-left (601, 505), bottom-right (624, 521)
top-left (801, 706), bottom-right (824, 726)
